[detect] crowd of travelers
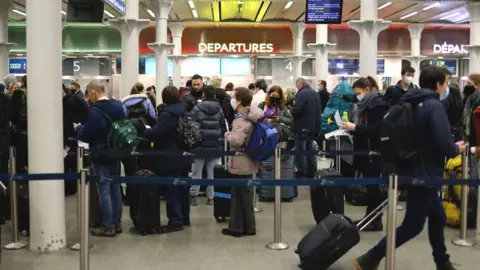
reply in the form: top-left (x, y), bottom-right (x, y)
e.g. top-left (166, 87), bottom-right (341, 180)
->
top-left (1, 65), bottom-right (480, 270)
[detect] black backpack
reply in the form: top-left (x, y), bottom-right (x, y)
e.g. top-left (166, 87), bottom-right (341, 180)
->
top-left (378, 98), bottom-right (428, 165)
top-left (127, 99), bottom-right (148, 132)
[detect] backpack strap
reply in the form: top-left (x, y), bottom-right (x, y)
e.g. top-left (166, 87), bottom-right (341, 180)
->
top-left (92, 107), bottom-right (112, 124)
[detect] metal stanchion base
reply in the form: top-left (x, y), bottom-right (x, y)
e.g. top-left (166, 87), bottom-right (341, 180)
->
top-left (451, 238), bottom-right (476, 247)
top-left (68, 242), bottom-right (94, 251)
top-left (396, 205), bottom-right (405, 211)
top-left (266, 242), bottom-right (289, 250)
top-left (254, 207), bottom-right (263, 213)
top-left (4, 241), bottom-right (27, 250)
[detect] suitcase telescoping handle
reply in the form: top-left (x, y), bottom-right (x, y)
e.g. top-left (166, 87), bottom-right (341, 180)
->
top-left (224, 119), bottom-right (230, 170)
top-left (335, 136), bottom-right (341, 173)
top-left (356, 191), bottom-right (402, 231)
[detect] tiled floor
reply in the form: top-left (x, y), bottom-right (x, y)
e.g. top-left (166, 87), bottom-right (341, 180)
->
top-left (1, 158), bottom-right (479, 270)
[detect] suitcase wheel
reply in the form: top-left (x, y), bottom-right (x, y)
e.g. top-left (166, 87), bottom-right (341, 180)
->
top-left (215, 216), bottom-right (227, 223)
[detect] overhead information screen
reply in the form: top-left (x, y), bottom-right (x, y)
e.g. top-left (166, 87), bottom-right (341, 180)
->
top-left (420, 59), bottom-right (458, 76)
top-left (102, 0), bottom-right (126, 15)
top-left (305, 0), bottom-right (343, 24)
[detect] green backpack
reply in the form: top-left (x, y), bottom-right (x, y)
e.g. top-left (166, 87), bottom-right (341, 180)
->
top-left (93, 107), bottom-right (139, 159)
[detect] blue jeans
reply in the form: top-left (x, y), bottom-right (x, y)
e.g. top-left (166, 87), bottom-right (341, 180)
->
top-left (369, 187), bottom-right (449, 265)
top-left (93, 163), bottom-right (122, 228)
top-left (295, 134), bottom-right (317, 177)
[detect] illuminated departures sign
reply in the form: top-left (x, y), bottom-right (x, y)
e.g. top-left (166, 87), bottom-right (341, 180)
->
top-left (433, 42), bottom-right (468, 54)
top-left (199, 43), bottom-right (274, 53)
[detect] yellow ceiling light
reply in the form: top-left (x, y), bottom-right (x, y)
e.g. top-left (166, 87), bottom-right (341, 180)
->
top-left (255, 1), bottom-right (271, 22)
top-left (241, 0), bottom-right (263, 21)
top-left (220, 1), bottom-right (238, 20)
top-left (212, 1), bottom-right (220, 22)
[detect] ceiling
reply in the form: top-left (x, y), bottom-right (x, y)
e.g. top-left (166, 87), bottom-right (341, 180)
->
top-left (7, 0), bottom-right (472, 25)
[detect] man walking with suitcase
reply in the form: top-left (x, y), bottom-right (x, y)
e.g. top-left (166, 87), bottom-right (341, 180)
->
top-left (354, 67), bottom-right (465, 270)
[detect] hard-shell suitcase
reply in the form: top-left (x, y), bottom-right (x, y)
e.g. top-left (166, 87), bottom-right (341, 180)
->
top-left (129, 169), bottom-right (161, 235)
top-left (213, 165), bottom-right (232, 222)
top-left (259, 154), bottom-right (296, 202)
top-left (311, 169), bottom-right (345, 224)
top-left (297, 199), bottom-right (390, 270)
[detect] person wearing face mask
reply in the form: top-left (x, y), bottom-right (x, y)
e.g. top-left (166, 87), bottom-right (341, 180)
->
top-left (462, 73), bottom-right (480, 180)
top-left (258, 85), bottom-right (294, 142)
top-left (354, 66), bottom-right (465, 270)
top-left (384, 66), bottom-right (418, 106)
top-left (251, 79), bottom-right (267, 108)
top-left (341, 76), bottom-right (389, 232)
top-left (439, 69), bottom-right (463, 141)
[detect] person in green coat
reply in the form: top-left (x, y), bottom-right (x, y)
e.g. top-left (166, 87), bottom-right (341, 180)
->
top-left (258, 85), bottom-right (294, 141)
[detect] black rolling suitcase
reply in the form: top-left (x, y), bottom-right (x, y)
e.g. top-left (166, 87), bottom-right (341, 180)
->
top-left (311, 168), bottom-right (345, 224)
top-left (213, 165), bottom-right (232, 222)
top-left (129, 169), bottom-right (161, 235)
top-left (297, 199), bottom-right (389, 270)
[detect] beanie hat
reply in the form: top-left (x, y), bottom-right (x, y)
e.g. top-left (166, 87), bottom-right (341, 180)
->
top-left (4, 74), bottom-right (17, 92)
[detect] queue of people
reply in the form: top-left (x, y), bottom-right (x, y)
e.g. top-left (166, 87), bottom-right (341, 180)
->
top-left (1, 67), bottom-right (480, 270)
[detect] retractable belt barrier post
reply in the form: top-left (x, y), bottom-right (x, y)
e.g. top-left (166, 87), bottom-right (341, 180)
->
top-left (452, 147), bottom-right (476, 247)
top-left (335, 137), bottom-right (341, 173)
top-left (3, 146), bottom-right (27, 250)
top-left (79, 169), bottom-right (90, 270)
top-left (252, 174), bottom-right (262, 213)
top-left (385, 174), bottom-right (398, 270)
top-left (69, 147), bottom-right (93, 251)
top-left (266, 147), bottom-right (289, 251)
top-left (477, 158), bottom-right (480, 242)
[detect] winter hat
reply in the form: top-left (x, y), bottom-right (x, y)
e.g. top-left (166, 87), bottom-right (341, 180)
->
top-left (4, 74), bottom-right (17, 91)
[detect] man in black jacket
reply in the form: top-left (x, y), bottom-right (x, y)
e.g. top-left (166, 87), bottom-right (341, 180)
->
top-left (354, 66), bottom-right (464, 270)
top-left (0, 84), bottom-right (11, 223)
top-left (182, 74), bottom-right (204, 111)
top-left (384, 66), bottom-right (418, 106)
top-left (317, 80), bottom-right (329, 113)
top-left (291, 77), bottom-right (321, 178)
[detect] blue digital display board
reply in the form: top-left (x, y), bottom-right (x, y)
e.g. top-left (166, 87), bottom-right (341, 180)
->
top-left (220, 58), bottom-right (250, 75)
top-left (305, 0), bottom-right (343, 24)
top-left (327, 58), bottom-right (384, 75)
top-left (9, 58), bottom-right (27, 74)
top-left (102, 0), bottom-right (126, 15)
top-left (420, 59), bottom-right (457, 75)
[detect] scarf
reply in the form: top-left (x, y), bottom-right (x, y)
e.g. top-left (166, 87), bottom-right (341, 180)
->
top-left (264, 105), bottom-right (280, 118)
top-left (463, 90), bottom-right (480, 136)
top-left (354, 89), bottom-right (378, 125)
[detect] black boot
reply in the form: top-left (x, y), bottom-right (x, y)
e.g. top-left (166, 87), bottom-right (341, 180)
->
top-left (437, 261), bottom-right (458, 270)
top-left (353, 251), bottom-right (381, 270)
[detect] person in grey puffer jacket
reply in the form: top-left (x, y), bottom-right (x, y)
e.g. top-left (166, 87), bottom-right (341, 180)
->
top-left (189, 85), bottom-right (226, 206)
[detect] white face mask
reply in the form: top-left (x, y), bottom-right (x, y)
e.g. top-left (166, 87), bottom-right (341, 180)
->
top-left (403, 76), bottom-right (413, 85)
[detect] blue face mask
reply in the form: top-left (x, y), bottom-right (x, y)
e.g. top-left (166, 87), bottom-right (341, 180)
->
top-left (356, 94), bottom-right (365, 102)
top-left (439, 87), bottom-right (450, 101)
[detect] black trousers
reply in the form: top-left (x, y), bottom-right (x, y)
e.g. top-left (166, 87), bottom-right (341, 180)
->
top-left (0, 155), bottom-right (9, 223)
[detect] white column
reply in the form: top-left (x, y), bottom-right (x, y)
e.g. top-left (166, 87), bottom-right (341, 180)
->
top-left (169, 22), bottom-right (186, 88)
top-left (109, 0), bottom-right (149, 98)
top-left (407, 24), bottom-right (425, 86)
top-left (148, 0), bottom-right (174, 106)
top-left (348, 0), bottom-right (390, 77)
top-left (27, 0), bottom-right (65, 252)
top-left (0, 0), bottom-right (14, 80)
top-left (289, 22), bottom-right (306, 79)
top-left (468, 3), bottom-right (480, 74)
top-left (308, 24), bottom-right (336, 85)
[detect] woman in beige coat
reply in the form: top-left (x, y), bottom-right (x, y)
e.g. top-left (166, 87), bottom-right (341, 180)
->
top-left (222, 87), bottom-right (264, 237)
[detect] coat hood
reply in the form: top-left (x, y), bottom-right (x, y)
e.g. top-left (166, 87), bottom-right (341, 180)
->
top-left (163, 101), bottom-right (186, 117)
top-left (400, 88), bottom-right (438, 104)
top-left (239, 105), bottom-right (264, 122)
top-left (122, 93), bottom-right (148, 107)
top-left (197, 100), bottom-right (222, 116)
